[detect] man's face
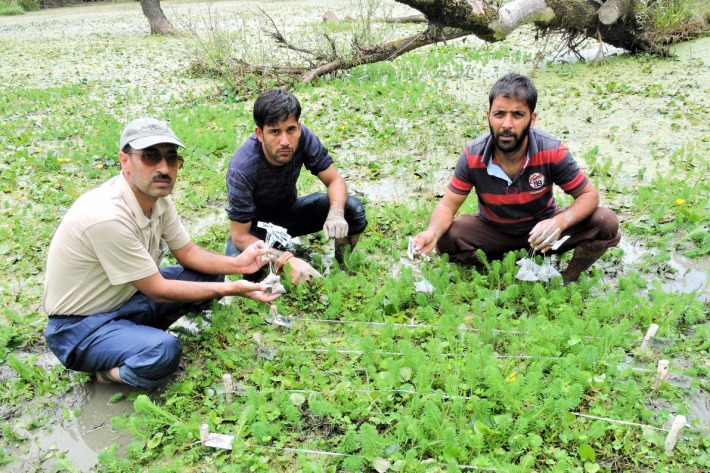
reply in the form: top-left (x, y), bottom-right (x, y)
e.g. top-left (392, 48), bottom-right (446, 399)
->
top-left (486, 95), bottom-right (537, 156)
top-left (119, 143), bottom-right (180, 199)
top-left (255, 115), bottom-right (301, 166)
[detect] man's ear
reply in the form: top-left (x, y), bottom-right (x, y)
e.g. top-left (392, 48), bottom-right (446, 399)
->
top-left (530, 111), bottom-right (537, 129)
top-left (119, 151), bottom-right (131, 171)
top-left (255, 127), bottom-right (264, 143)
top-left (485, 110), bottom-right (491, 126)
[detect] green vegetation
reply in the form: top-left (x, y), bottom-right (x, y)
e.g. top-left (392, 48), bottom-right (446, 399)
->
top-left (0, 0), bottom-right (24, 15)
top-left (0, 0), bottom-right (40, 15)
top-left (1, 3), bottom-right (710, 472)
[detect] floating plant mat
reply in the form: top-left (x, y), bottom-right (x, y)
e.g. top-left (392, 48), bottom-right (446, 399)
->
top-left (110, 248), bottom-right (710, 473)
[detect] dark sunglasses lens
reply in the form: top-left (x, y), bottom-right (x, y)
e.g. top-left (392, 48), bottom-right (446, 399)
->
top-left (141, 152), bottom-right (163, 166)
top-left (141, 153), bottom-right (184, 169)
top-left (169, 156), bottom-right (184, 169)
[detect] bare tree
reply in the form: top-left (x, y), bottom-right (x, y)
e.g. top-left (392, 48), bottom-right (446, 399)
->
top-left (139, 0), bottom-right (178, 35)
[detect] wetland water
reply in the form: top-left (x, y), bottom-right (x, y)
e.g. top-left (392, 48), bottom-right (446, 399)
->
top-left (0, 1), bottom-right (709, 471)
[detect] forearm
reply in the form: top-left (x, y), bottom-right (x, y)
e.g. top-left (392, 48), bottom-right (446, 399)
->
top-left (232, 231), bottom-right (260, 252)
top-left (178, 243), bottom-right (242, 275)
top-left (326, 177), bottom-right (348, 215)
top-left (559, 192), bottom-right (599, 230)
top-left (148, 279), bottom-right (236, 304)
top-left (426, 203), bottom-right (456, 240)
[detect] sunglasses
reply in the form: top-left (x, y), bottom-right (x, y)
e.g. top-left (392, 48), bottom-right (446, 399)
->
top-left (128, 150), bottom-right (185, 169)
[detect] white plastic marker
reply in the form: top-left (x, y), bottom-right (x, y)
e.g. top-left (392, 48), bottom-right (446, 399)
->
top-left (641, 324), bottom-right (659, 350)
top-left (256, 346), bottom-right (276, 360)
top-left (655, 359), bottom-right (669, 389)
top-left (408, 237), bottom-right (430, 262)
top-left (199, 424), bottom-right (235, 450)
top-left (667, 375), bottom-right (693, 389)
top-left (458, 323), bottom-right (467, 344)
top-left (664, 415), bottom-right (686, 452)
top-left (550, 235), bottom-right (570, 251)
top-left (223, 374), bottom-right (233, 403)
top-left (539, 220), bottom-right (555, 239)
top-left (267, 305), bottom-right (295, 328)
top-left (540, 228), bottom-right (560, 248)
top-left (649, 336), bottom-right (675, 348)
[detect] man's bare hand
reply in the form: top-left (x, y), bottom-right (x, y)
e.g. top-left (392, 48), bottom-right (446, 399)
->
top-left (230, 280), bottom-right (280, 302)
top-left (528, 217), bottom-right (566, 253)
top-left (412, 230), bottom-right (437, 258)
top-left (323, 212), bottom-right (349, 240)
top-left (233, 240), bottom-right (273, 274)
top-left (276, 254), bottom-right (322, 285)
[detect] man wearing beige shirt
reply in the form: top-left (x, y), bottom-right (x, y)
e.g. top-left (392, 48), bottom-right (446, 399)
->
top-left (43, 118), bottom-right (279, 389)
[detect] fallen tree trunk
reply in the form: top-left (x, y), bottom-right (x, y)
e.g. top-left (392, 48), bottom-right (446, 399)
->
top-left (224, 0), bottom-right (710, 84)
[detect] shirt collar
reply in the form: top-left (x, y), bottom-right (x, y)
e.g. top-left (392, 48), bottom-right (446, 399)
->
top-left (117, 172), bottom-right (169, 228)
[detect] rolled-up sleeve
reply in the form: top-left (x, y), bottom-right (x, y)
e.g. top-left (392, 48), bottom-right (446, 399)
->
top-left (225, 168), bottom-right (255, 223)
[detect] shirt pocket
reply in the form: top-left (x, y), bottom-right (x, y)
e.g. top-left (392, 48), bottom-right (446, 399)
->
top-left (149, 238), bottom-right (169, 266)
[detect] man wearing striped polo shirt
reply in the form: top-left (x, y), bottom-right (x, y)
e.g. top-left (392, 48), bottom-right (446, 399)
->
top-left (413, 73), bottom-right (620, 284)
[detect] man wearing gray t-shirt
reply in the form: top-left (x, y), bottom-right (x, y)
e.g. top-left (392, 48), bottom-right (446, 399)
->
top-left (43, 118), bottom-right (279, 389)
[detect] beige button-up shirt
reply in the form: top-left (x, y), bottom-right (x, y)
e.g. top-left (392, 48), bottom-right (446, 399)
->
top-left (42, 173), bottom-right (190, 316)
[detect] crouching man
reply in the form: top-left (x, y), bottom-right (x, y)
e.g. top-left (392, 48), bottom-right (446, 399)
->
top-left (413, 74), bottom-right (620, 284)
top-left (225, 89), bottom-right (367, 283)
top-left (43, 118), bottom-right (279, 389)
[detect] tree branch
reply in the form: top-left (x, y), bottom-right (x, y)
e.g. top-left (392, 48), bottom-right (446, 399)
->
top-left (301, 27), bottom-right (470, 83)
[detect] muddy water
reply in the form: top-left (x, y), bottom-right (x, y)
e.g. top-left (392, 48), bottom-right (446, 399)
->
top-left (617, 237), bottom-right (710, 301)
top-left (4, 381), bottom-right (138, 472)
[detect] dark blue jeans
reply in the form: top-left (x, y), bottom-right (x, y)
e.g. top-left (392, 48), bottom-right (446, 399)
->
top-left (225, 192), bottom-right (368, 258)
top-left (45, 265), bottom-right (223, 389)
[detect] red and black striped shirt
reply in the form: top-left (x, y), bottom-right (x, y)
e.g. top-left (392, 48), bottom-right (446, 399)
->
top-left (448, 128), bottom-right (588, 234)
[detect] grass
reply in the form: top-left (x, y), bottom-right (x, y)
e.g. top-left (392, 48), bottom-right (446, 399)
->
top-left (0, 6), bottom-right (23, 15)
top-left (0, 0), bottom-right (23, 15)
top-left (0, 5), bottom-right (710, 472)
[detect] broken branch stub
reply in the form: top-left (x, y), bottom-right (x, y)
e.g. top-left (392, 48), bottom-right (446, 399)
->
top-left (597, 0), bottom-right (635, 25)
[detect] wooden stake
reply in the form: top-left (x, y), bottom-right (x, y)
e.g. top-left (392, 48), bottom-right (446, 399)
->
top-left (223, 373), bottom-right (233, 403)
top-left (655, 359), bottom-right (669, 389)
top-left (270, 305), bottom-right (278, 317)
top-left (200, 423), bottom-right (209, 443)
top-left (641, 324), bottom-right (659, 350)
top-left (664, 415), bottom-right (686, 453)
top-left (458, 323), bottom-right (466, 344)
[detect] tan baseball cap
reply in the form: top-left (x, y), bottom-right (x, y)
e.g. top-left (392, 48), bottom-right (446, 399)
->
top-left (119, 118), bottom-right (185, 151)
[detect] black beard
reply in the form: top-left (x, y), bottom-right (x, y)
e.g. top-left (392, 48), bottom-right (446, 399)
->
top-left (490, 119), bottom-right (532, 155)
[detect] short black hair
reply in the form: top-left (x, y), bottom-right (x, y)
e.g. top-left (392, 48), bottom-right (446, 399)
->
top-left (122, 144), bottom-right (132, 154)
top-left (253, 89), bottom-right (301, 129)
top-left (489, 73), bottom-right (537, 113)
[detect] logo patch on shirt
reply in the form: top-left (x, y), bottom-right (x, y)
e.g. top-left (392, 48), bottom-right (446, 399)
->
top-left (529, 173), bottom-right (545, 189)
